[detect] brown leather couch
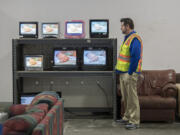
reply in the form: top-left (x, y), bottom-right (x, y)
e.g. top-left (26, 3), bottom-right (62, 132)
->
top-left (117, 69), bottom-right (178, 122)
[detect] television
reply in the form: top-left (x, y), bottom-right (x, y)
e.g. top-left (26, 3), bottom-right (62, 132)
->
top-left (89, 19), bottom-right (109, 38)
top-left (24, 55), bottom-right (43, 71)
top-left (83, 49), bottom-right (106, 65)
top-left (19, 22), bottom-right (38, 38)
top-left (41, 22), bottom-right (59, 38)
top-left (53, 48), bottom-right (78, 70)
top-left (20, 94), bottom-right (36, 105)
top-left (82, 48), bottom-right (107, 70)
top-left (64, 20), bottom-right (85, 39)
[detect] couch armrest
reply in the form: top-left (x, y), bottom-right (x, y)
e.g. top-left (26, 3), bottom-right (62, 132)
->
top-left (162, 83), bottom-right (178, 97)
top-left (32, 99), bottom-right (64, 135)
top-left (9, 104), bottom-right (28, 116)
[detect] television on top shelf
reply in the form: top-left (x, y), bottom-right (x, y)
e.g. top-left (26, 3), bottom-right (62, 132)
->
top-left (24, 55), bottom-right (43, 71)
top-left (89, 19), bottom-right (109, 38)
top-left (19, 22), bottom-right (38, 38)
top-left (82, 47), bottom-right (108, 71)
top-left (64, 20), bottom-right (85, 39)
top-left (41, 22), bottom-right (60, 38)
top-left (53, 48), bottom-right (78, 70)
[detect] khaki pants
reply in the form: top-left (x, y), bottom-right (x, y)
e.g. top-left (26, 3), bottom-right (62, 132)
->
top-left (119, 73), bottom-right (140, 125)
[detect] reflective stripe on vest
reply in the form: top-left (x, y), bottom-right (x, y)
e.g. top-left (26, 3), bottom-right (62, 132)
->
top-left (116, 33), bottom-right (143, 72)
top-left (118, 55), bottom-right (130, 62)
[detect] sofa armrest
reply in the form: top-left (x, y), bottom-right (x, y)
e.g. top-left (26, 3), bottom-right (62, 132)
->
top-left (9, 104), bottom-right (28, 116)
top-left (32, 99), bottom-right (64, 135)
top-left (162, 83), bottom-right (178, 97)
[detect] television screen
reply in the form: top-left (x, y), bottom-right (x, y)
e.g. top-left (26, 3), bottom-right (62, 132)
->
top-left (54, 50), bottom-right (77, 65)
top-left (20, 95), bottom-right (35, 105)
top-left (42, 23), bottom-right (59, 35)
top-left (20, 23), bottom-right (37, 35)
top-left (90, 20), bottom-right (109, 38)
top-left (91, 21), bottom-right (108, 33)
top-left (25, 56), bottom-right (43, 68)
top-left (83, 50), bottom-right (106, 65)
top-left (66, 22), bottom-right (83, 35)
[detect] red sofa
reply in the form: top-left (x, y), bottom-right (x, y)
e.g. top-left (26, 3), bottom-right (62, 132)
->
top-left (117, 69), bottom-right (178, 122)
top-left (3, 91), bottom-right (64, 135)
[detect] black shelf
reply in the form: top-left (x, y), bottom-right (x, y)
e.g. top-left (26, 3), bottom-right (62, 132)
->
top-left (12, 38), bottom-right (117, 120)
top-left (17, 71), bottom-right (114, 77)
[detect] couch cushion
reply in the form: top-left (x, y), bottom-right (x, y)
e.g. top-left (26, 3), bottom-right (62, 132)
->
top-left (149, 70), bottom-right (175, 88)
top-left (31, 91), bottom-right (59, 110)
top-left (3, 104), bottom-right (48, 135)
top-left (9, 104), bottom-right (28, 116)
top-left (3, 114), bottom-right (40, 134)
top-left (2, 128), bottom-right (26, 135)
top-left (26, 103), bottom-right (49, 114)
top-left (139, 96), bottom-right (176, 109)
top-left (140, 70), bottom-right (176, 96)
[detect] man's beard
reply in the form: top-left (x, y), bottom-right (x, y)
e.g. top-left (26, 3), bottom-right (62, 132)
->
top-left (122, 30), bottom-right (126, 34)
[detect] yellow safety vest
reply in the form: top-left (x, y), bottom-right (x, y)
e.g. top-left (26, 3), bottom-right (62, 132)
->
top-left (116, 33), bottom-right (143, 72)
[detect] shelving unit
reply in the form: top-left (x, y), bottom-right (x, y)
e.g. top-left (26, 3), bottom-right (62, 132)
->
top-left (12, 38), bottom-right (117, 120)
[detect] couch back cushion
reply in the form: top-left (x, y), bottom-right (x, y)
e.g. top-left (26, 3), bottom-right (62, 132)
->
top-left (138, 69), bottom-right (176, 96)
top-left (30, 91), bottom-right (59, 110)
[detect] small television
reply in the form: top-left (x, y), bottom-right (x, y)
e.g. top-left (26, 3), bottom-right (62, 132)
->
top-left (82, 48), bottom-right (107, 70)
top-left (41, 22), bottom-right (59, 38)
top-left (20, 93), bottom-right (36, 105)
top-left (19, 22), bottom-right (38, 38)
top-left (24, 55), bottom-right (43, 71)
top-left (89, 19), bottom-right (109, 38)
top-left (65, 20), bottom-right (85, 39)
top-left (53, 48), bottom-right (78, 70)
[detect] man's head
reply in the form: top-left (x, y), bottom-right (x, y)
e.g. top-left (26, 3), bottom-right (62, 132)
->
top-left (120, 18), bottom-right (134, 35)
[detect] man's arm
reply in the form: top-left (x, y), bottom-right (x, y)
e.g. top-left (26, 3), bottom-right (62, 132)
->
top-left (128, 38), bottom-right (141, 75)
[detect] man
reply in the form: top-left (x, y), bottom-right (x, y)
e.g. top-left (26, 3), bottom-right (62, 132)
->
top-left (116, 18), bottom-right (143, 130)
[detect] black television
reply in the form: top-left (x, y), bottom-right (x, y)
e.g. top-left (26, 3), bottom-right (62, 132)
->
top-left (24, 55), bottom-right (43, 71)
top-left (20, 93), bottom-right (36, 105)
top-left (53, 48), bottom-right (78, 70)
top-left (82, 47), bottom-right (108, 70)
top-left (89, 19), bottom-right (109, 38)
top-left (19, 22), bottom-right (38, 38)
top-left (41, 22), bottom-right (60, 38)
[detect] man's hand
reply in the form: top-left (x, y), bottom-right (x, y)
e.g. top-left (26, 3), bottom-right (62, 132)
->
top-left (124, 73), bottom-right (131, 81)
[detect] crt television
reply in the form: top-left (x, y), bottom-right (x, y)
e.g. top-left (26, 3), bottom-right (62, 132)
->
top-left (20, 93), bottom-right (36, 105)
top-left (19, 22), bottom-right (38, 38)
top-left (82, 48), bottom-right (107, 70)
top-left (24, 55), bottom-right (43, 71)
top-left (89, 19), bottom-right (109, 38)
top-left (41, 22), bottom-right (59, 38)
top-left (64, 20), bottom-right (85, 39)
top-left (53, 48), bottom-right (78, 70)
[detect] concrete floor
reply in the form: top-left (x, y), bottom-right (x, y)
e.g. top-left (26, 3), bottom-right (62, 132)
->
top-left (64, 119), bottom-right (180, 135)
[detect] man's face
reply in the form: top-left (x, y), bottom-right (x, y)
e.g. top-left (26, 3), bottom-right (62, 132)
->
top-left (121, 22), bottom-right (128, 34)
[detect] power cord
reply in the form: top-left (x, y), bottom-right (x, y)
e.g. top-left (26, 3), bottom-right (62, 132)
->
top-left (96, 81), bottom-right (110, 108)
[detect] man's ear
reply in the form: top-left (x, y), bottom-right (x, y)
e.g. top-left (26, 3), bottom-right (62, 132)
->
top-left (126, 24), bottom-right (130, 30)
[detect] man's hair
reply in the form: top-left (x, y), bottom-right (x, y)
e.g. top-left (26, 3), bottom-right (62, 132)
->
top-left (120, 18), bottom-right (134, 29)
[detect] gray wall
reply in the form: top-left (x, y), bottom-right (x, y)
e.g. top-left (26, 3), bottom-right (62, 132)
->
top-left (0, 0), bottom-right (180, 102)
